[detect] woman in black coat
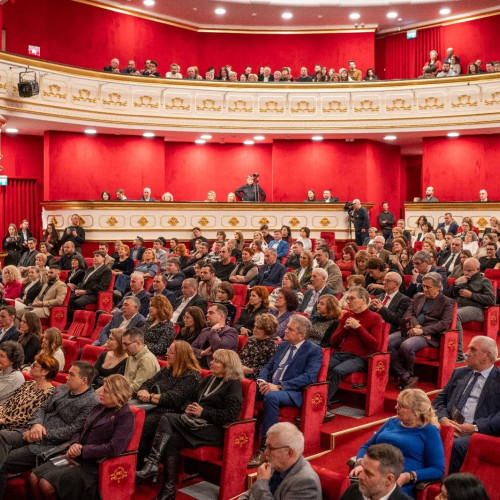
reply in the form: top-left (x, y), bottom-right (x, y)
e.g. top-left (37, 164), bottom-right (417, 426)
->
top-left (234, 285), bottom-right (270, 336)
top-left (2, 224), bottom-right (22, 266)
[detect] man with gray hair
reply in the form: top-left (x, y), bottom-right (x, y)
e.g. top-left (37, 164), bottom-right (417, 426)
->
top-left (314, 246), bottom-right (344, 293)
top-left (447, 257), bottom-right (495, 362)
top-left (406, 250), bottom-right (448, 298)
top-left (373, 235), bottom-right (392, 264)
top-left (114, 272), bottom-right (150, 318)
top-left (248, 315), bottom-right (322, 467)
top-left (298, 268), bottom-right (334, 320)
top-left (390, 272), bottom-right (455, 390)
top-left (139, 187), bottom-right (155, 202)
top-left (434, 335), bottom-right (500, 473)
top-left (239, 422), bottom-right (321, 499)
top-left (252, 248), bottom-right (286, 287)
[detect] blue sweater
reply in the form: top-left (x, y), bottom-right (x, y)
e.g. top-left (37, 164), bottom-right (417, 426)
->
top-left (356, 417), bottom-right (444, 497)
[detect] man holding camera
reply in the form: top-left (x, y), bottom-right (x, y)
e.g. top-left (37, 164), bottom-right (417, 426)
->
top-left (59, 214), bottom-right (86, 253)
top-left (235, 174), bottom-right (266, 202)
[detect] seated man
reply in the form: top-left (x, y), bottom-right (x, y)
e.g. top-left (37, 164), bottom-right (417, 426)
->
top-left (150, 273), bottom-right (176, 305)
top-left (122, 327), bottom-right (160, 396)
top-left (438, 238), bottom-right (463, 275)
top-left (373, 236), bottom-right (392, 264)
top-left (153, 238), bottom-right (168, 273)
top-left (406, 251), bottom-right (448, 298)
top-left (198, 264), bottom-right (221, 302)
top-left (448, 258), bottom-right (495, 362)
top-left (171, 278), bottom-right (208, 327)
top-left (433, 336), bottom-right (500, 473)
top-left (103, 57), bottom-right (120, 73)
top-left (0, 306), bottom-right (20, 343)
top-left (59, 214), bottom-right (85, 253)
top-left (436, 212), bottom-right (459, 235)
top-left (58, 241), bottom-right (77, 270)
top-left (389, 272), bottom-right (455, 389)
top-left (238, 422), bottom-right (321, 500)
top-left (268, 230), bottom-right (289, 260)
top-left (248, 315), bottom-right (322, 467)
top-left (113, 272), bottom-right (150, 318)
top-left (252, 248), bottom-right (287, 288)
top-left (213, 246), bottom-right (236, 281)
top-left (285, 241), bottom-right (303, 270)
top-left (97, 242), bottom-right (115, 269)
top-left (298, 268), bottom-right (334, 321)
top-left (17, 237), bottom-right (39, 271)
top-left (208, 240), bottom-right (223, 263)
top-left (183, 242), bottom-right (210, 278)
top-left (67, 250), bottom-right (112, 321)
top-left (191, 304), bottom-right (238, 368)
top-left (189, 227), bottom-right (210, 249)
top-left (130, 236), bottom-right (146, 262)
top-left (0, 361), bottom-right (100, 496)
top-left (370, 271), bottom-right (411, 333)
top-left (94, 296), bottom-right (146, 346)
top-left (17, 265), bottom-right (68, 319)
top-left (314, 246), bottom-right (345, 294)
top-left (326, 287), bottom-right (384, 418)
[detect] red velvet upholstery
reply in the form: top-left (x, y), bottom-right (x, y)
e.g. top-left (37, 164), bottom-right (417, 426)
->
top-left (98, 406), bottom-right (145, 500)
top-left (232, 284), bottom-right (248, 309)
top-left (84, 275), bottom-right (116, 312)
top-left (80, 344), bottom-right (106, 364)
top-left (485, 269), bottom-right (500, 304)
top-left (403, 275), bottom-right (412, 288)
top-left (64, 310), bottom-right (95, 338)
top-left (179, 378), bottom-right (257, 500)
top-left (61, 339), bottom-right (79, 371)
top-left (320, 232), bottom-right (336, 246)
top-left (42, 287), bottom-right (72, 331)
top-left (337, 323), bottom-right (391, 417)
top-left (312, 465), bottom-right (350, 500)
top-left (238, 334), bottom-right (249, 352)
top-left (341, 271), bottom-right (351, 288)
top-left (77, 313), bottom-right (112, 347)
top-left (463, 302), bottom-right (500, 340)
top-left (414, 241), bottom-right (423, 251)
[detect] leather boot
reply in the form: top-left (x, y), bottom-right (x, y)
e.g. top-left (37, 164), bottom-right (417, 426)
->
top-left (155, 455), bottom-right (178, 500)
top-left (136, 432), bottom-right (170, 482)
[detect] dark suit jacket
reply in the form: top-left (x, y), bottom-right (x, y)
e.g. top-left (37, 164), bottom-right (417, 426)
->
top-left (298, 286), bottom-right (335, 320)
top-left (253, 262), bottom-right (287, 287)
top-left (405, 266), bottom-right (448, 298)
top-left (323, 197), bottom-right (339, 203)
top-left (165, 271), bottom-right (185, 293)
top-left (376, 291), bottom-right (411, 333)
top-left (79, 265), bottom-right (112, 296)
top-left (258, 340), bottom-right (323, 407)
top-left (60, 226), bottom-right (86, 251)
top-left (400, 292), bottom-right (455, 347)
top-left (130, 246), bottom-right (146, 262)
top-left (18, 250), bottom-right (39, 268)
top-left (341, 483), bottom-right (412, 500)
top-left (436, 221), bottom-right (459, 235)
top-left (20, 280), bottom-right (43, 306)
top-left (138, 197), bottom-right (156, 201)
top-left (433, 365), bottom-right (500, 435)
top-left (117, 289), bottom-right (150, 318)
top-left (0, 325), bottom-right (20, 344)
top-left (98, 311), bottom-right (147, 344)
top-left (438, 249), bottom-right (461, 271)
top-left (174, 293), bottom-right (208, 327)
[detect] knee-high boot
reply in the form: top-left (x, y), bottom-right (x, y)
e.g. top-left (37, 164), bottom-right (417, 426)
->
top-left (136, 431), bottom-right (170, 482)
top-left (155, 455), bottom-right (178, 500)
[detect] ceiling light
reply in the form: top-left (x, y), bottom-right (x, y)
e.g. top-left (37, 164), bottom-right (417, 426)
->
top-left (5, 128), bottom-right (18, 134)
top-left (200, 134), bottom-right (212, 140)
top-left (349, 13), bottom-right (360, 20)
top-left (311, 136), bottom-right (323, 141)
top-left (384, 135), bottom-right (397, 141)
top-left (195, 139), bottom-right (206, 144)
top-left (215, 7), bottom-right (226, 15)
top-left (447, 132), bottom-right (460, 138)
top-left (143, 132), bottom-right (155, 138)
top-left (84, 129), bottom-right (97, 135)
top-left (439, 7), bottom-right (451, 15)
top-left (387, 11), bottom-right (398, 19)
top-left (143, 0), bottom-right (155, 6)
top-left (282, 12), bottom-right (293, 20)
top-left (244, 140), bottom-right (255, 145)
top-left (253, 135), bottom-right (265, 140)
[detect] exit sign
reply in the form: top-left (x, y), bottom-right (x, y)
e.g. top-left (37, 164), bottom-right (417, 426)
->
top-left (0, 176), bottom-right (8, 186)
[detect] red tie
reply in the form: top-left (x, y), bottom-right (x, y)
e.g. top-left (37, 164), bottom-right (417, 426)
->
top-left (382, 295), bottom-right (390, 306)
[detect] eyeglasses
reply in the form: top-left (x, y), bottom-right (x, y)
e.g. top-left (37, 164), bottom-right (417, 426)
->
top-left (345, 296), bottom-right (358, 302)
top-left (265, 444), bottom-right (290, 452)
top-left (122, 340), bottom-right (138, 348)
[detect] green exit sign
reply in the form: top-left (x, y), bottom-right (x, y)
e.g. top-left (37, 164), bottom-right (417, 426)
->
top-left (0, 176), bottom-right (8, 186)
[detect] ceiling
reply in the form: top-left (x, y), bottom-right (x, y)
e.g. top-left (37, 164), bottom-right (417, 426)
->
top-left (93, 0), bottom-right (500, 32)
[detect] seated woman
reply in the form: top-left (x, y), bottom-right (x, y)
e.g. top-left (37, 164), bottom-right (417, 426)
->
top-left (239, 313), bottom-right (277, 380)
top-left (293, 250), bottom-right (314, 288)
top-left (463, 231), bottom-right (479, 255)
top-left (411, 215), bottom-right (428, 242)
top-left (0, 353), bottom-right (57, 429)
top-left (250, 240), bottom-right (265, 266)
top-left (234, 286), bottom-right (270, 335)
top-left (269, 272), bottom-right (303, 308)
top-left (449, 250), bottom-right (472, 279)
top-left (229, 247), bottom-right (259, 285)
top-left (304, 190), bottom-right (316, 203)
top-left (394, 246), bottom-right (414, 276)
top-left (29, 374), bottom-right (135, 500)
top-left (177, 306), bottom-right (207, 345)
top-left (438, 472), bottom-right (489, 500)
top-left (40, 327), bottom-right (65, 371)
top-left (414, 222), bottom-right (433, 246)
top-left (18, 311), bottom-right (42, 366)
top-left (66, 255), bottom-right (87, 289)
top-left (296, 226), bottom-right (312, 251)
top-left (168, 238), bottom-right (179, 255)
top-left (174, 243), bottom-right (189, 270)
top-left (135, 340), bottom-right (202, 466)
top-left (34, 254), bottom-right (49, 284)
top-left (143, 295), bottom-right (175, 356)
top-left (233, 231), bottom-right (246, 253)
top-left (434, 228), bottom-right (447, 250)
top-left (110, 240), bottom-right (123, 261)
top-left (133, 248), bottom-right (159, 279)
top-left (339, 274), bottom-right (366, 309)
top-left (1, 265), bottom-right (22, 300)
top-left (310, 294), bottom-right (342, 346)
top-left (352, 250), bottom-right (371, 280)
top-left (281, 225), bottom-right (292, 244)
top-left (162, 192), bottom-right (174, 202)
top-left (270, 288), bottom-right (299, 338)
top-left (212, 282), bottom-right (237, 326)
top-left (136, 349), bottom-right (244, 500)
top-left (422, 240), bottom-right (436, 254)
top-left (93, 328), bottom-right (128, 389)
top-left (227, 192), bottom-right (236, 202)
top-left (350, 388), bottom-right (445, 498)
top-left (252, 231), bottom-right (268, 251)
top-left (457, 217), bottom-right (479, 236)
top-left (13, 266), bottom-right (43, 310)
top-left (111, 244), bottom-right (134, 279)
top-left (0, 341), bottom-right (25, 404)
top-left (337, 246), bottom-right (355, 271)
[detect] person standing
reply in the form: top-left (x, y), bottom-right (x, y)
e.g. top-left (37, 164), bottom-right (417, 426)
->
top-left (235, 175), bottom-right (266, 202)
top-left (378, 202), bottom-right (396, 240)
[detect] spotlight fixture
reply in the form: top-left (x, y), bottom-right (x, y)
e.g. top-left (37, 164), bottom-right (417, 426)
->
top-left (195, 139), bottom-right (206, 144)
top-left (200, 134), bottom-right (212, 140)
top-left (143, 0), bottom-right (155, 6)
top-left (349, 13), bottom-right (360, 20)
top-left (447, 132), bottom-right (460, 138)
top-left (282, 12), bottom-right (293, 20)
top-left (253, 135), bottom-right (265, 140)
top-left (243, 140), bottom-right (255, 145)
top-left (5, 128), bottom-right (18, 134)
top-left (17, 68), bottom-right (39, 98)
top-left (215, 7), bottom-right (226, 15)
top-left (84, 129), bottom-right (97, 135)
top-left (387, 11), bottom-right (398, 19)
top-left (384, 135), bottom-right (397, 141)
top-left (143, 132), bottom-right (155, 138)
top-left (311, 136), bottom-right (323, 141)
top-left (439, 7), bottom-right (451, 15)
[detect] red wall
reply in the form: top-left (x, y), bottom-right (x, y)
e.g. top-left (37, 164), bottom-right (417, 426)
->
top-left (1, 134), bottom-right (44, 182)
top-left (422, 134), bottom-right (500, 201)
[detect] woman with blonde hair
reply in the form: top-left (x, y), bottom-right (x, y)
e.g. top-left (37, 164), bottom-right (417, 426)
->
top-left (294, 250), bottom-right (314, 288)
top-left (1, 265), bottom-right (22, 299)
top-left (143, 295), bottom-right (175, 356)
top-left (350, 388), bottom-right (444, 497)
top-left (252, 231), bottom-right (268, 250)
top-left (162, 192), bottom-right (174, 202)
top-left (40, 327), bottom-right (65, 371)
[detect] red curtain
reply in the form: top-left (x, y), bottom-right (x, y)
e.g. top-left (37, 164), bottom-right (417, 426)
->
top-left (415, 26), bottom-right (442, 77)
top-left (0, 178), bottom-right (40, 243)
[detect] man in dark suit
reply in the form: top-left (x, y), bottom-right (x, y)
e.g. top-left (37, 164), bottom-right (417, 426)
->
top-left (351, 199), bottom-right (370, 246)
top-left (17, 237), bottom-right (39, 270)
top-left (130, 236), bottom-right (146, 262)
top-left (139, 187), bottom-right (155, 201)
top-left (59, 214), bottom-right (86, 254)
top-left (189, 227), bottom-right (210, 250)
top-left (377, 202), bottom-right (396, 240)
top-left (438, 238), bottom-right (463, 275)
top-left (322, 189), bottom-right (339, 203)
top-left (389, 272), bottom-right (455, 389)
top-left (252, 248), bottom-right (287, 287)
top-left (370, 272), bottom-right (410, 333)
top-left (433, 335), bottom-right (500, 473)
top-left (342, 444), bottom-right (411, 500)
top-left (171, 278), bottom-right (208, 327)
top-left (285, 241), bottom-right (303, 270)
top-left (0, 306), bottom-right (20, 344)
top-left (436, 212), bottom-right (459, 235)
top-left (113, 272), bottom-right (150, 318)
top-left (405, 251), bottom-right (448, 298)
top-left (58, 241), bottom-right (78, 270)
top-left (248, 315), bottom-right (322, 467)
top-left (150, 274), bottom-right (176, 305)
top-left (298, 268), bottom-right (334, 321)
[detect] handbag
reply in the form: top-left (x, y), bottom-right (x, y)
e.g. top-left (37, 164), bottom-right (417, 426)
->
top-left (180, 413), bottom-right (208, 430)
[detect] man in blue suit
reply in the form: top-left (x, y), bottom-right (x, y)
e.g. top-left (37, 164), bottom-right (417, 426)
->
top-left (405, 251), bottom-right (448, 298)
top-left (436, 212), bottom-right (459, 235)
top-left (248, 315), bottom-right (323, 467)
top-left (433, 335), bottom-right (500, 473)
top-left (252, 248), bottom-right (287, 287)
top-left (268, 230), bottom-right (289, 260)
top-left (0, 306), bottom-right (20, 344)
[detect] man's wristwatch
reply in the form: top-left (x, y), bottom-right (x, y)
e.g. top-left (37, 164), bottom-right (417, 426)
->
top-left (277, 384), bottom-right (283, 391)
top-left (473, 424), bottom-right (479, 433)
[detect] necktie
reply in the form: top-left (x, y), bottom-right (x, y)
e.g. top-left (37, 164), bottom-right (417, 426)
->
top-left (445, 253), bottom-right (457, 271)
top-left (382, 295), bottom-right (390, 306)
top-left (456, 372), bottom-right (480, 412)
top-left (272, 346), bottom-right (296, 384)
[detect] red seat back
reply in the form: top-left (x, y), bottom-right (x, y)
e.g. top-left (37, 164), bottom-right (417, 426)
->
top-left (239, 378), bottom-right (256, 420)
top-left (80, 345), bottom-right (106, 365)
top-left (318, 348), bottom-right (330, 382)
top-left (414, 241), bottom-right (423, 251)
top-left (62, 286), bottom-right (71, 305)
top-left (93, 313), bottom-right (113, 338)
top-left (85, 257), bottom-right (94, 267)
top-left (232, 284), bottom-right (248, 308)
top-left (67, 310), bottom-right (96, 338)
top-left (127, 406), bottom-right (145, 451)
top-left (320, 232), bottom-right (335, 246)
top-left (62, 339), bottom-right (79, 371)
top-left (238, 334), bottom-right (249, 352)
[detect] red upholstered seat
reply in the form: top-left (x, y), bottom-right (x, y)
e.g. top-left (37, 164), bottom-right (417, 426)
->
top-left (237, 334), bottom-right (249, 352)
top-left (414, 241), bottom-right (423, 251)
top-left (77, 313), bottom-right (112, 347)
top-left (312, 465), bottom-right (350, 500)
top-left (61, 339), bottom-right (79, 371)
top-left (41, 286), bottom-right (72, 331)
top-left (320, 232), bottom-right (335, 246)
top-left (232, 284), bottom-right (248, 309)
top-left (461, 280), bottom-right (498, 339)
top-left (84, 274), bottom-right (115, 312)
top-left (63, 309), bottom-right (95, 338)
top-left (80, 344), bottom-right (106, 364)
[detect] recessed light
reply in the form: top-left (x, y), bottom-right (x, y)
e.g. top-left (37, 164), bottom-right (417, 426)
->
top-left (200, 134), bottom-right (212, 140)
top-left (5, 128), bottom-right (18, 134)
top-left (143, 132), bottom-right (155, 138)
top-left (253, 135), bottom-right (265, 140)
top-left (318, 15), bottom-right (323, 19)
top-left (84, 129), bottom-right (97, 135)
top-left (447, 132), bottom-right (460, 138)
top-left (282, 12), bottom-right (293, 20)
top-left (440, 8), bottom-right (451, 15)
top-left (398, 17), bottom-right (402, 21)
top-left (215, 7), bottom-right (226, 15)
top-left (387, 11), bottom-right (398, 19)
top-left (384, 135), bottom-right (397, 141)
top-left (244, 140), bottom-right (255, 145)
top-left (143, 0), bottom-right (155, 6)
top-left (195, 139), bottom-right (206, 145)
top-left (311, 136), bottom-right (323, 141)
top-left (349, 13), bottom-right (360, 20)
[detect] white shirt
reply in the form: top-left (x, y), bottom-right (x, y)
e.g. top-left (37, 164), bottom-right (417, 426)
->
top-left (362, 484), bottom-right (397, 500)
top-left (171, 295), bottom-right (195, 324)
top-left (462, 365), bottom-right (494, 423)
top-left (304, 286), bottom-right (325, 316)
top-left (380, 290), bottom-right (398, 308)
top-left (119, 313), bottom-right (137, 332)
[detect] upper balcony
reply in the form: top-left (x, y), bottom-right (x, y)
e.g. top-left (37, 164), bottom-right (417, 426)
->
top-left (1, 53), bottom-right (500, 136)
